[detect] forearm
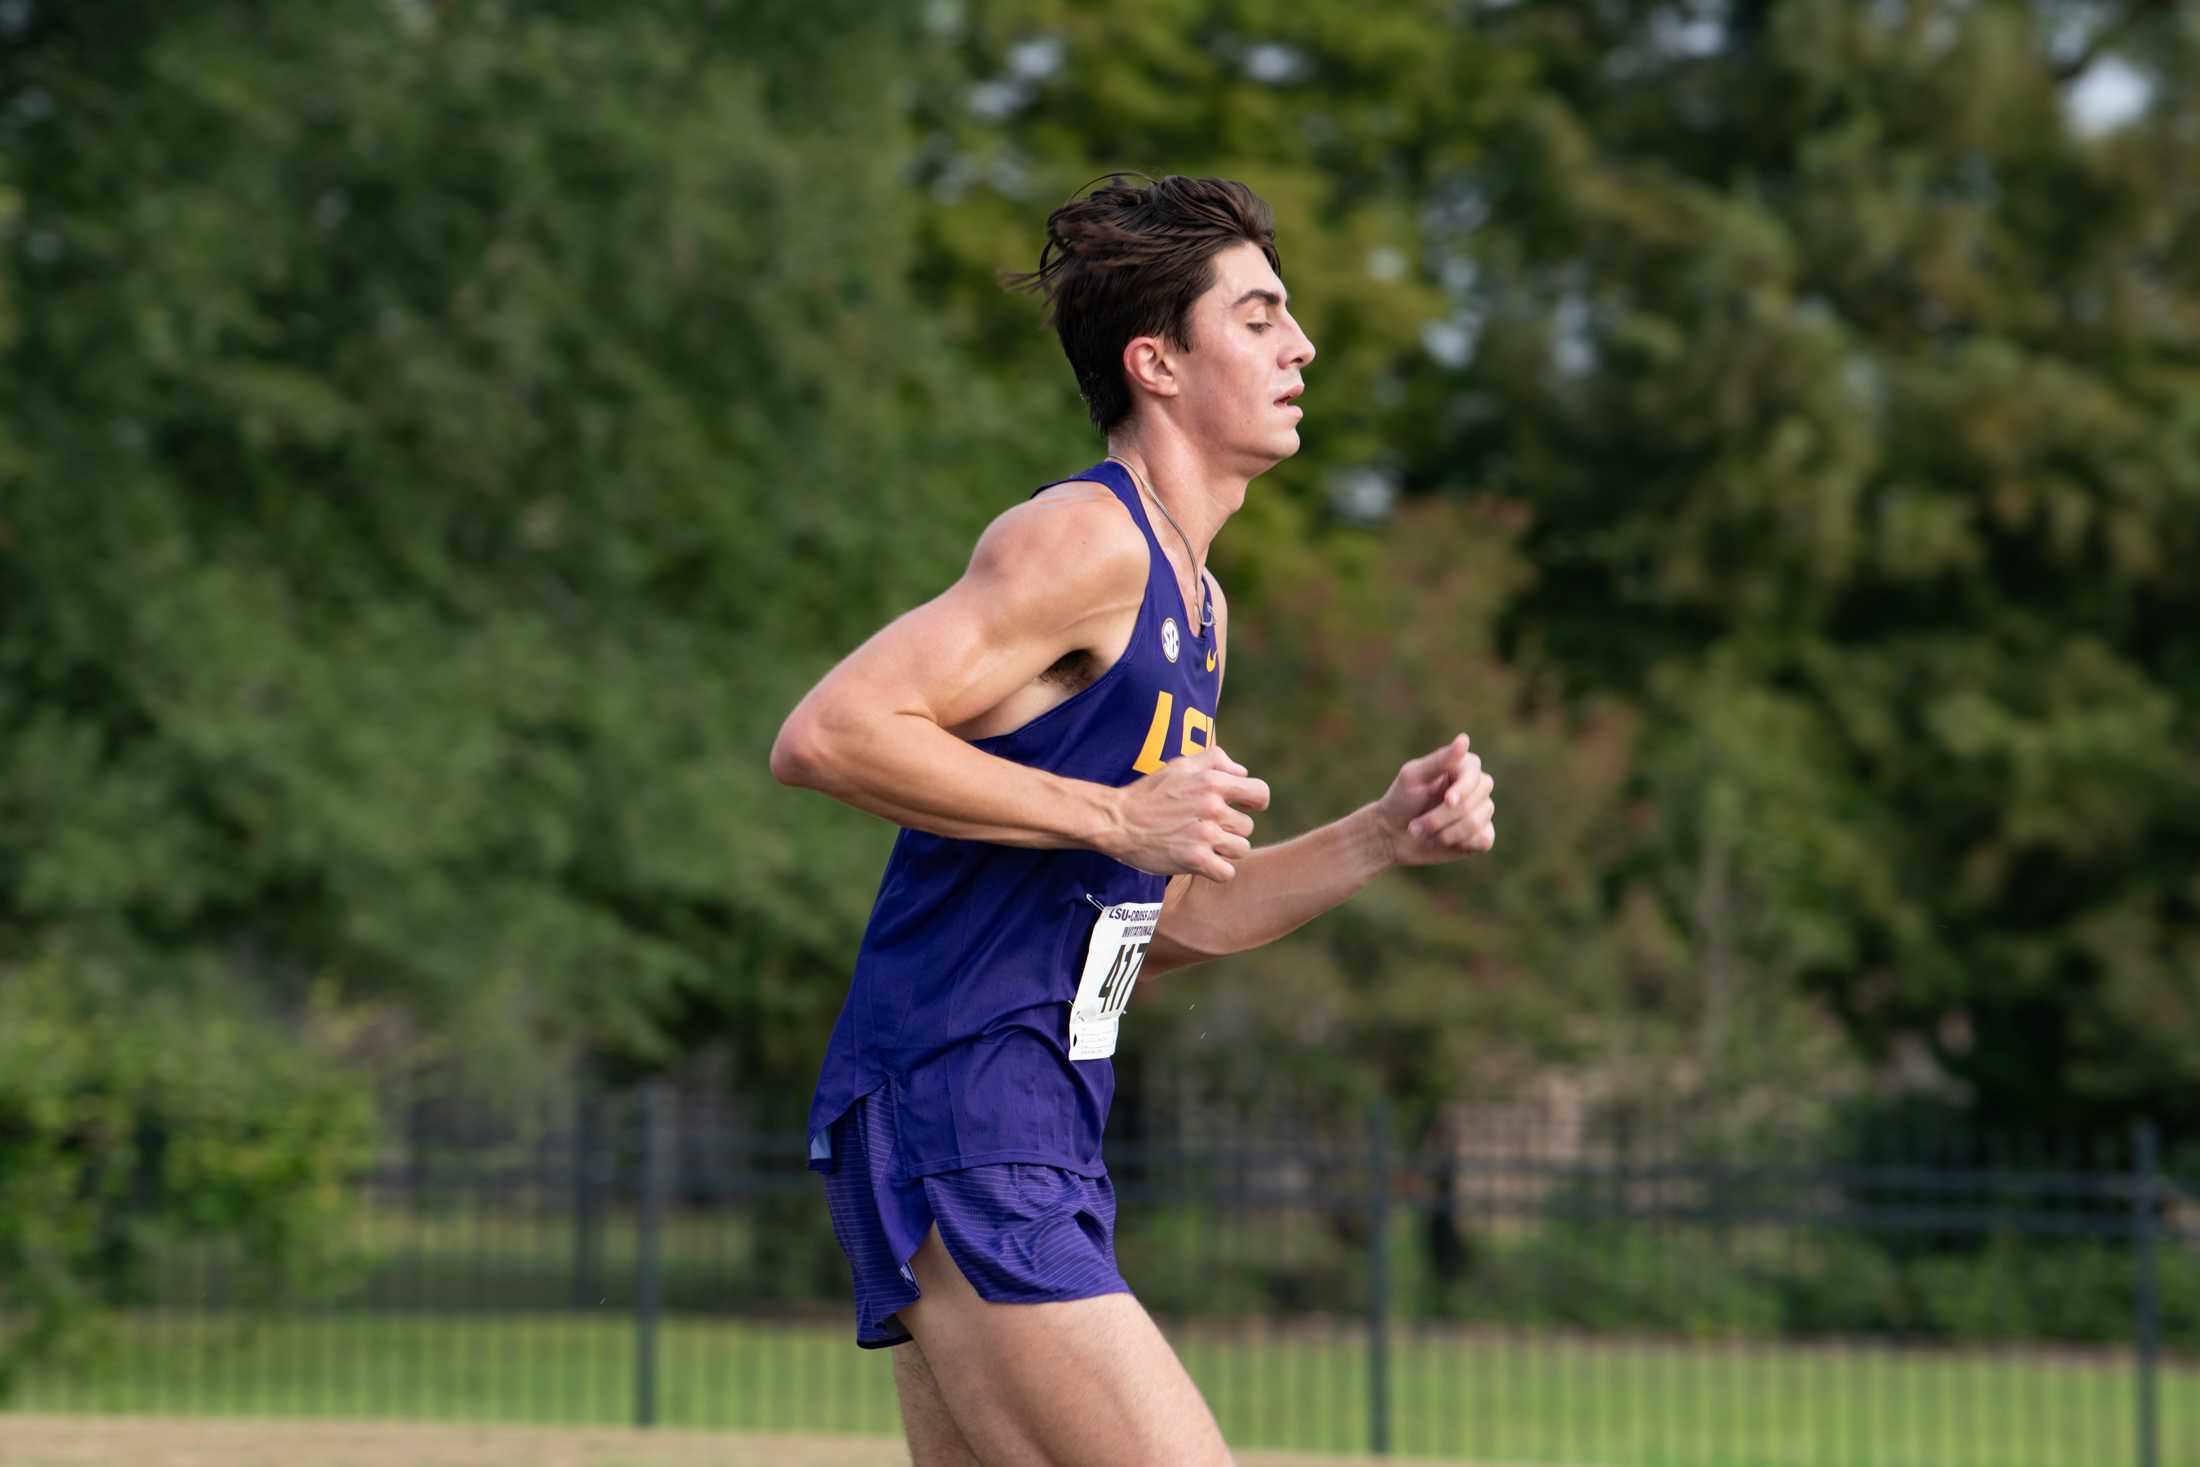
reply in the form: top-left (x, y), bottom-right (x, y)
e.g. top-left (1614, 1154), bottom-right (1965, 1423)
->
top-left (1145, 804), bottom-right (1394, 973)
top-left (775, 707), bottom-right (1123, 853)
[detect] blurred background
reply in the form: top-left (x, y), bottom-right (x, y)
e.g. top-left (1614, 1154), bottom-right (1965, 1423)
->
top-left (3, 1), bottom-right (2198, 1464)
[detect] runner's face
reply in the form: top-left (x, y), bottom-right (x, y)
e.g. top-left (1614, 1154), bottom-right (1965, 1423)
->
top-left (1175, 242), bottom-right (1316, 465)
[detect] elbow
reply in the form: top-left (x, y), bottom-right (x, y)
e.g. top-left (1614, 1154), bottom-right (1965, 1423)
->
top-left (770, 714), bottom-right (827, 790)
top-left (774, 697), bottom-right (896, 796)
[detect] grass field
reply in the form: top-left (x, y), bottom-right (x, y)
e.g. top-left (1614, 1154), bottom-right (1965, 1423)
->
top-left (7, 1312), bottom-right (2193, 1466)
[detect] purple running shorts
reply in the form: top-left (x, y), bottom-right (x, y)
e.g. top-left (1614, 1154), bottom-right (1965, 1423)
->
top-left (817, 1085), bottom-right (1131, 1348)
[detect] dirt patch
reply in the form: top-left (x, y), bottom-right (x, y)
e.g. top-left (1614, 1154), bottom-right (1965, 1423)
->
top-left (0, 1415), bottom-right (1467, 1467)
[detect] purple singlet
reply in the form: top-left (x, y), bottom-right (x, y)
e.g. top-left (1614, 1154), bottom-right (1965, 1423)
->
top-left (807, 459), bottom-right (1223, 1182)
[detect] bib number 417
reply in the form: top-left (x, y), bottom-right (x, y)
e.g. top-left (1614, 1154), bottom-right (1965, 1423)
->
top-left (1069, 900), bottom-right (1163, 1060)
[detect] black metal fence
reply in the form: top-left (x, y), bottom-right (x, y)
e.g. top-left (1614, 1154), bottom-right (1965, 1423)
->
top-left (10, 1079), bottom-right (2198, 1466)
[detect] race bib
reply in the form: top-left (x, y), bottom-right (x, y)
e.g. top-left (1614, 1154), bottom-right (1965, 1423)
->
top-left (1068, 900), bottom-right (1162, 1060)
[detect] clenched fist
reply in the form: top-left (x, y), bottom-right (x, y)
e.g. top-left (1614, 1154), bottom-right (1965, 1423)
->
top-left (1370, 734), bottom-right (1495, 867)
top-left (1106, 745), bottom-right (1272, 882)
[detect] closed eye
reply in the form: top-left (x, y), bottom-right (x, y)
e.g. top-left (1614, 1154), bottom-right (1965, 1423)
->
top-left (1248, 322), bottom-right (1270, 332)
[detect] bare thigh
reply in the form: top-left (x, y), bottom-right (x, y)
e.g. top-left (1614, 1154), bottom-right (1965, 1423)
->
top-left (897, 1223), bottom-right (1232, 1467)
top-left (894, 1339), bottom-right (981, 1467)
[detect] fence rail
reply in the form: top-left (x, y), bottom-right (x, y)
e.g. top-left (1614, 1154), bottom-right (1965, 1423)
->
top-left (9, 1084), bottom-right (2196, 1466)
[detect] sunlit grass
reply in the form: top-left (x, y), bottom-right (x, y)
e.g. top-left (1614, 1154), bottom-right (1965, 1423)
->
top-left (10, 1311), bottom-right (2191, 1466)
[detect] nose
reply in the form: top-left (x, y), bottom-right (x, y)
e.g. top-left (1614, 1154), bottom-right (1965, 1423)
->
top-left (1287, 319), bottom-right (1316, 371)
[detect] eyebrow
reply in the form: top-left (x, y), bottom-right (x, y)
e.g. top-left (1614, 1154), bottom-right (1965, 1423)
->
top-left (1229, 288), bottom-right (1287, 311)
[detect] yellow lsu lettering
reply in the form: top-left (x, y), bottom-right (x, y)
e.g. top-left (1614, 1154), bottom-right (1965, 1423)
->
top-left (1181, 707), bottom-right (1214, 757)
top-left (1131, 690), bottom-right (1217, 774)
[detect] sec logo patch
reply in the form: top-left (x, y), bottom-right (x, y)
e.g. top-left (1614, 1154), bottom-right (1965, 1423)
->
top-left (1161, 617), bottom-right (1181, 663)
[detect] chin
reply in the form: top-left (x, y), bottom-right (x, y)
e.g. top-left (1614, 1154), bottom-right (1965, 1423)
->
top-left (1219, 422), bottom-right (1301, 477)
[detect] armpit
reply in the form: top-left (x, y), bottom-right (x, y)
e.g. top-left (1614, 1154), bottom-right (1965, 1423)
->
top-left (1039, 648), bottom-right (1098, 692)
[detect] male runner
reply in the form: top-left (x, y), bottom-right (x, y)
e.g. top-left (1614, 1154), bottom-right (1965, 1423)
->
top-left (771, 174), bottom-right (1497, 1466)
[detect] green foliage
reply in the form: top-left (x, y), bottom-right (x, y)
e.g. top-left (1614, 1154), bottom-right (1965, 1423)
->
top-left (1, 0), bottom-right (1059, 1087)
top-left (1452, 0), bottom-right (2200, 1134)
top-left (0, 955), bottom-right (377, 1397)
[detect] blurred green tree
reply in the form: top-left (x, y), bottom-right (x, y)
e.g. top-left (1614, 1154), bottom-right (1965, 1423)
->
top-left (0, 0), bottom-right (1062, 1100)
top-left (1453, 0), bottom-right (2200, 1134)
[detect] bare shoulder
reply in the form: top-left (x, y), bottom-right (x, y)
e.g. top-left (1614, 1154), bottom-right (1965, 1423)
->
top-left (965, 480), bottom-right (1148, 612)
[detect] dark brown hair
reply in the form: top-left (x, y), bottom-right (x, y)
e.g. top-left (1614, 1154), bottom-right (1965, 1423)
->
top-left (1003, 173), bottom-right (1281, 432)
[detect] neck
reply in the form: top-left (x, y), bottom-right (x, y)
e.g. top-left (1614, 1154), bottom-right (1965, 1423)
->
top-left (1101, 424), bottom-right (1250, 564)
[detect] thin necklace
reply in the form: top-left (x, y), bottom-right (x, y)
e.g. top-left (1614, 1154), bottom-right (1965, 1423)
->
top-left (1107, 454), bottom-right (1212, 631)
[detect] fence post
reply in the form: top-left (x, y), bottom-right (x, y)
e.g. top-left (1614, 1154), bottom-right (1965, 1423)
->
top-left (572, 1082), bottom-right (602, 1310)
top-left (1367, 1097), bottom-right (1391, 1458)
top-left (2134, 1118), bottom-right (2159, 1467)
top-left (635, 1077), bottom-right (672, 1429)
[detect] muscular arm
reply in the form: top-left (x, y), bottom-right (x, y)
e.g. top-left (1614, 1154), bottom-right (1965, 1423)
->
top-left (769, 488), bottom-right (1269, 880)
top-left (769, 489), bottom-right (1146, 850)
